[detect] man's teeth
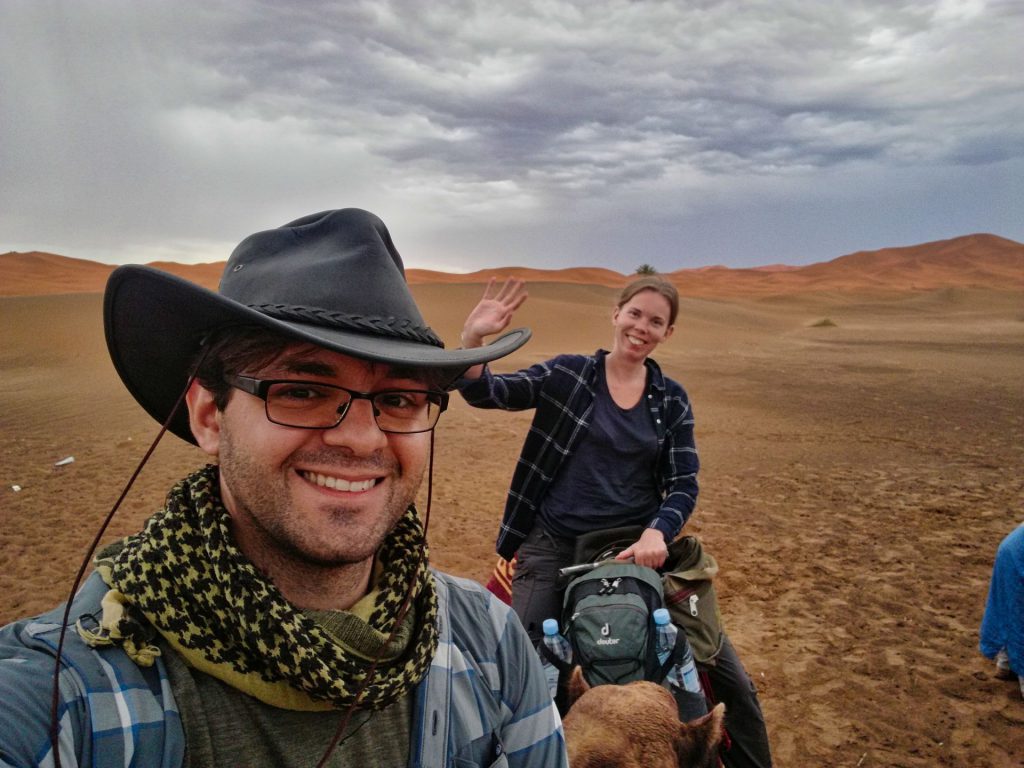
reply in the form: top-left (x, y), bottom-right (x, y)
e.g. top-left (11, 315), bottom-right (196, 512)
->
top-left (302, 471), bottom-right (377, 492)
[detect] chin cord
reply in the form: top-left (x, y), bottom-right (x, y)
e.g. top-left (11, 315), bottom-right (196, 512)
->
top-left (315, 428), bottom-right (436, 767)
top-left (49, 359), bottom-right (204, 768)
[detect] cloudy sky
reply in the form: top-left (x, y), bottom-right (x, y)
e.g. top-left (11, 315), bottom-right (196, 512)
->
top-left (2, 0), bottom-right (1021, 272)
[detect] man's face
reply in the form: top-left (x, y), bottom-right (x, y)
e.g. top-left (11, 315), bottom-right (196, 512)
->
top-left (188, 345), bottom-right (432, 568)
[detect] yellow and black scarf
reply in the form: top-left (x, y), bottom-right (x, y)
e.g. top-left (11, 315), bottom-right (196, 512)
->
top-left (80, 465), bottom-right (438, 712)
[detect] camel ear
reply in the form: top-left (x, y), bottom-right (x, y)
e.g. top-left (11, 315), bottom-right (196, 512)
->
top-left (676, 702), bottom-right (726, 768)
top-left (567, 666), bottom-right (590, 708)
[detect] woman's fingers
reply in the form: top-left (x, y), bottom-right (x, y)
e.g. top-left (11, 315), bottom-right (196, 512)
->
top-left (463, 278), bottom-right (528, 346)
top-left (492, 277), bottom-right (527, 309)
top-left (615, 535), bottom-right (667, 568)
top-left (481, 276), bottom-right (498, 300)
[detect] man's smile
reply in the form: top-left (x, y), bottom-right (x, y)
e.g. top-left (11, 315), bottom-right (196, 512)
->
top-left (299, 469), bottom-right (379, 493)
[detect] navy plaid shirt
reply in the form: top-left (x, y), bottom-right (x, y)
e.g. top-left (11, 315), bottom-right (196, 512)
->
top-left (458, 350), bottom-right (699, 560)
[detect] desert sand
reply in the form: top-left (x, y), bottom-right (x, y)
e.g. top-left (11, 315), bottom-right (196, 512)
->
top-left (1, 237), bottom-right (1023, 766)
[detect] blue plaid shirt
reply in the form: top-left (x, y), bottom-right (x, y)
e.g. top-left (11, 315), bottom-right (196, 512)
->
top-left (0, 571), bottom-right (565, 767)
top-left (458, 351), bottom-right (699, 560)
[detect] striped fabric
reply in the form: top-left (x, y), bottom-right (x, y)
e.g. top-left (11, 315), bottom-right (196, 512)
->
top-left (0, 574), bottom-right (184, 768)
top-left (485, 555), bottom-right (517, 605)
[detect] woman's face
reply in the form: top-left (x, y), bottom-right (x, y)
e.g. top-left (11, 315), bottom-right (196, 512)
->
top-left (611, 289), bottom-right (675, 360)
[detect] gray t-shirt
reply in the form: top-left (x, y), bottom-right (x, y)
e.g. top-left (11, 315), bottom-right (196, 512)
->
top-left (163, 645), bottom-right (412, 768)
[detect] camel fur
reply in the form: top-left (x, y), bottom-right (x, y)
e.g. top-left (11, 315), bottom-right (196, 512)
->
top-left (562, 666), bottom-right (726, 768)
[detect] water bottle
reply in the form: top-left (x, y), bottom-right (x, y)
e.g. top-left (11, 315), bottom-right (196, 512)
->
top-left (653, 608), bottom-right (701, 695)
top-left (542, 619), bottom-right (572, 664)
top-left (540, 618), bottom-right (572, 699)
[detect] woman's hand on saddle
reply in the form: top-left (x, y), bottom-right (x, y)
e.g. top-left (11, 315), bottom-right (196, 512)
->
top-left (461, 277), bottom-right (528, 348)
top-left (615, 528), bottom-right (668, 569)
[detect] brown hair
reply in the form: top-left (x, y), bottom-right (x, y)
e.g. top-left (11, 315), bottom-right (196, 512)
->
top-left (190, 326), bottom-right (455, 411)
top-left (190, 327), bottom-right (299, 411)
top-left (616, 276), bottom-right (679, 326)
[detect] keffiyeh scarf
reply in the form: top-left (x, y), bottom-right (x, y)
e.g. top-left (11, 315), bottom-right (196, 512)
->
top-left (80, 465), bottom-right (438, 712)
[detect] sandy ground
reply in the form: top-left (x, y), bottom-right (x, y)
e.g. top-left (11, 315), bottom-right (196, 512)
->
top-left (2, 281), bottom-right (1023, 767)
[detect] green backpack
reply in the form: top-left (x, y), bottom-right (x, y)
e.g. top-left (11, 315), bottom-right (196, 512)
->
top-left (558, 561), bottom-right (678, 687)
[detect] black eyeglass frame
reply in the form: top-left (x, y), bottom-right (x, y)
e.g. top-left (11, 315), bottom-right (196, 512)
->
top-left (224, 374), bottom-right (449, 434)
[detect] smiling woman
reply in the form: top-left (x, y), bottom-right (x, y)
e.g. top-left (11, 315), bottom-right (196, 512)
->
top-left (458, 276), bottom-right (689, 591)
top-left (455, 274), bottom-right (774, 767)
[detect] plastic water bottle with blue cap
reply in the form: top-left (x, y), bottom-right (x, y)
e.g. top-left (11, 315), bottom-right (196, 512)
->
top-left (653, 608), bottom-right (702, 694)
top-left (540, 618), bottom-right (572, 699)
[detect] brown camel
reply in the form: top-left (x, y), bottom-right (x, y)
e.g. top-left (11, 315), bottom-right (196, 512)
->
top-left (562, 667), bottom-right (726, 768)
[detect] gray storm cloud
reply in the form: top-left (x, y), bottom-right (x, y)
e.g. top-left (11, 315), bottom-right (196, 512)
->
top-left (1, 0), bottom-right (1021, 271)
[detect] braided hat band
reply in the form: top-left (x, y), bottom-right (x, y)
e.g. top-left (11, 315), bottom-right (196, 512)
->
top-left (252, 304), bottom-right (443, 347)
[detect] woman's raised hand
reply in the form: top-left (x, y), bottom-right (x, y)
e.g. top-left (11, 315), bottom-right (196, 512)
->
top-left (461, 277), bottom-right (528, 348)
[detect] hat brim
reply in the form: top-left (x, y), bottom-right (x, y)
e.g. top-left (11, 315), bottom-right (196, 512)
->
top-left (104, 265), bottom-right (530, 444)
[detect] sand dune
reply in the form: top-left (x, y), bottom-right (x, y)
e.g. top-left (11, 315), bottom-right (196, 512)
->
top-left (3, 232), bottom-right (1021, 298)
top-left (1, 246), bottom-right (1023, 765)
top-left (665, 234), bottom-right (1024, 297)
top-left (1, 252), bottom-right (114, 295)
top-left (407, 265), bottom-right (628, 287)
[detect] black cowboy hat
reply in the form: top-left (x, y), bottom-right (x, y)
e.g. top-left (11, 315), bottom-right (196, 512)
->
top-left (104, 208), bottom-right (530, 444)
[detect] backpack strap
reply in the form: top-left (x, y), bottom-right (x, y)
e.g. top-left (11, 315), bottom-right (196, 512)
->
top-left (652, 627), bottom-right (687, 683)
top-left (539, 641), bottom-right (573, 674)
top-left (537, 642), bottom-right (572, 715)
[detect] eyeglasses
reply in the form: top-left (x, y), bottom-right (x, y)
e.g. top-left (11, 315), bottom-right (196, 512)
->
top-left (224, 375), bottom-right (449, 434)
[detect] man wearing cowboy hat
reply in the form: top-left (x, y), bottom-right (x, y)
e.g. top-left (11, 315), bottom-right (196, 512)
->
top-left (0, 209), bottom-right (567, 767)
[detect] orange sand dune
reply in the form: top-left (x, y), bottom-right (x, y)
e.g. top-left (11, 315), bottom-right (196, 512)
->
top-left (793, 233), bottom-right (1024, 290)
top-left (3, 233), bottom-right (1021, 298)
top-left (0, 253), bottom-right (225, 295)
top-left (665, 234), bottom-right (1024, 297)
top-left (142, 261), bottom-right (224, 291)
top-left (1, 251), bottom-right (113, 295)
top-left (406, 265), bottom-right (626, 287)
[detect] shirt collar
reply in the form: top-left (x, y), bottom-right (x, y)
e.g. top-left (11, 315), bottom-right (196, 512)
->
top-left (594, 348), bottom-right (666, 393)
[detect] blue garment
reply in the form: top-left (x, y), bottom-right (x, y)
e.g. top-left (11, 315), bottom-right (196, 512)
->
top-left (980, 524), bottom-right (1024, 675)
top-left (539, 361), bottom-right (661, 538)
top-left (458, 350), bottom-right (699, 560)
top-left (0, 571), bottom-right (567, 768)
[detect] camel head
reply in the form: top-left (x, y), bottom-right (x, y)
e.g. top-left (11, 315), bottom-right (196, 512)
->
top-left (562, 666), bottom-right (725, 768)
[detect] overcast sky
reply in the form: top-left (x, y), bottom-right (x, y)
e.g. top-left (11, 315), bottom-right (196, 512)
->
top-left (1, 1), bottom-right (1021, 272)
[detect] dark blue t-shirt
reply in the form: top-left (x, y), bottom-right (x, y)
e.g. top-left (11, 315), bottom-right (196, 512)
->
top-left (538, 361), bottom-right (662, 538)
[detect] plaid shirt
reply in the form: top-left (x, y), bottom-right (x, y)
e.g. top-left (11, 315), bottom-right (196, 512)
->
top-left (0, 571), bottom-right (565, 767)
top-left (458, 351), bottom-right (699, 560)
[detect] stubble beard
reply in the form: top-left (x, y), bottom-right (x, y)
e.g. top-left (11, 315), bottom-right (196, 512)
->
top-left (217, 431), bottom-right (422, 571)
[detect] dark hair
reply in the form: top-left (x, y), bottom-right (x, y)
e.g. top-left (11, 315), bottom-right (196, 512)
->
top-left (190, 326), bottom-right (455, 412)
top-left (616, 276), bottom-right (679, 326)
top-left (190, 327), bottom-right (300, 411)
